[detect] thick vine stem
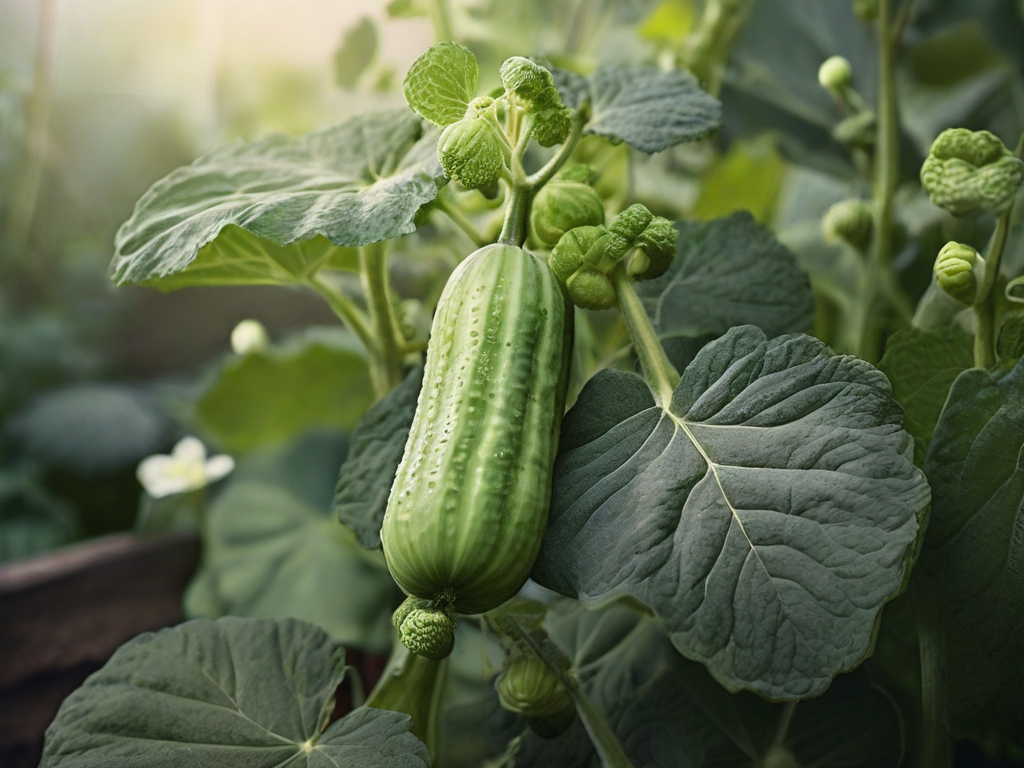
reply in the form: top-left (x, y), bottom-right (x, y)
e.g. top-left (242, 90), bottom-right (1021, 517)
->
top-left (360, 242), bottom-right (407, 398)
top-left (366, 642), bottom-right (448, 763)
top-left (308, 274), bottom-right (375, 354)
top-left (972, 133), bottom-right (1023, 369)
top-left (498, 184), bottom-right (533, 246)
top-left (611, 264), bottom-right (680, 408)
top-left (857, 0), bottom-right (900, 363)
top-left (915, 583), bottom-right (954, 768)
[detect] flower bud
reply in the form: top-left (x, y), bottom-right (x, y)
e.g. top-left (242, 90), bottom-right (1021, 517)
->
top-left (437, 118), bottom-right (505, 190)
top-left (566, 270), bottom-right (616, 311)
top-left (921, 128), bottom-right (1024, 217)
top-left (933, 241), bottom-right (980, 305)
top-left (230, 319), bottom-right (269, 354)
top-left (496, 655), bottom-right (576, 738)
top-left (818, 56), bottom-right (853, 91)
top-left (822, 199), bottom-right (873, 251)
top-left (530, 180), bottom-right (605, 247)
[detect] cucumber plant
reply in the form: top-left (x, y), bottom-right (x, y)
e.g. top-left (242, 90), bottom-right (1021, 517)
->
top-left (36, 3), bottom-right (1024, 766)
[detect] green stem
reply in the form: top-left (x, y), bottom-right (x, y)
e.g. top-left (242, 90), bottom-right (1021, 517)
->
top-left (366, 643), bottom-right (448, 762)
top-left (857, 0), bottom-right (900, 363)
top-left (916, 584), bottom-right (954, 768)
top-left (427, 0), bottom-right (453, 41)
top-left (771, 702), bottom-right (798, 748)
top-left (611, 265), bottom-right (680, 407)
top-left (435, 191), bottom-right (490, 247)
top-left (8, 0), bottom-right (57, 250)
top-left (525, 110), bottom-right (586, 189)
top-left (972, 133), bottom-right (1023, 369)
top-left (360, 242), bottom-right (406, 398)
top-left (308, 274), bottom-right (375, 352)
top-left (498, 184), bottom-right (532, 246)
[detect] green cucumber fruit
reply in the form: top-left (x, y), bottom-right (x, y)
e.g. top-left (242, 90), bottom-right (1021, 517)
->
top-left (381, 243), bottom-right (572, 653)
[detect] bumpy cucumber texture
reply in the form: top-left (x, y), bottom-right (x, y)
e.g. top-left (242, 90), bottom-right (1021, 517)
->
top-left (381, 243), bottom-right (573, 656)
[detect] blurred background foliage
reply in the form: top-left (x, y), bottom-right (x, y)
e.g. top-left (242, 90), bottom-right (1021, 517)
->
top-left (0, 0), bottom-right (1022, 577)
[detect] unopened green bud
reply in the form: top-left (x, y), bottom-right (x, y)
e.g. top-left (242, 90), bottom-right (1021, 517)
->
top-left (822, 199), bottom-right (873, 251)
top-left (566, 270), bottom-right (617, 311)
top-left (610, 204), bottom-right (654, 243)
top-left (532, 107), bottom-right (572, 148)
top-left (438, 118), bottom-right (505, 190)
top-left (630, 216), bottom-right (677, 280)
top-left (558, 164), bottom-right (599, 185)
top-left (934, 241), bottom-right (980, 305)
top-left (464, 95), bottom-right (495, 118)
top-left (550, 225), bottom-right (606, 281)
top-left (818, 56), bottom-right (852, 91)
top-left (853, 0), bottom-right (879, 20)
top-left (499, 57), bottom-right (563, 110)
top-left (497, 654), bottom-right (577, 738)
top-left (530, 180), bottom-right (605, 247)
top-left (394, 598), bottom-right (456, 660)
top-left (921, 128), bottom-right (1024, 217)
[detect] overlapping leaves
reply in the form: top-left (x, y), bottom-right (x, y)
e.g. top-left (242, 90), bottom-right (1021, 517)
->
top-left (111, 108), bottom-right (442, 288)
top-left (920, 359), bottom-right (1024, 737)
top-left (40, 617), bottom-right (429, 767)
top-left (534, 325), bottom-right (929, 699)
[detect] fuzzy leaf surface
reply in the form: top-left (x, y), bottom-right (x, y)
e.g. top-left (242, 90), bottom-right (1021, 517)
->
top-left (635, 213), bottom-right (815, 342)
top-left (334, 365), bottom-right (423, 548)
top-left (40, 617), bottom-right (429, 767)
top-left (585, 66), bottom-right (722, 152)
top-left (403, 41), bottom-right (479, 126)
top-left (920, 360), bottom-right (1024, 736)
top-left (533, 325), bottom-right (929, 699)
top-left (111, 109), bottom-right (441, 287)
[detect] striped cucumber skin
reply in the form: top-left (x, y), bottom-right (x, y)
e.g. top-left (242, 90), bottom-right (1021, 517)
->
top-left (381, 243), bottom-right (572, 615)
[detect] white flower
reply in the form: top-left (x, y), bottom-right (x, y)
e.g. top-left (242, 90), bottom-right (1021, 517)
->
top-left (230, 319), bottom-right (269, 355)
top-left (136, 436), bottom-right (234, 498)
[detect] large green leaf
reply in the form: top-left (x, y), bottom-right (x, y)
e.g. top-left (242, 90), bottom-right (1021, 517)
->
top-left (563, 65), bottom-right (722, 153)
top-left (190, 431), bottom-right (399, 653)
top-left (111, 109), bottom-right (442, 288)
top-left (533, 325), bottom-right (929, 699)
top-left (920, 359), bottom-right (1024, 737)
top-left (634, 213), bottom-right (815, 342)
top-left (196, 328), bottom-right (373, 453)
top-left (878, 327), bottom-right (974, 466)
top-left (40, 617), bottom-right (429, 767)
top-left (506, 602), bottom-right (903, 767)
top-left (334, 365), bottom-right (423, 549)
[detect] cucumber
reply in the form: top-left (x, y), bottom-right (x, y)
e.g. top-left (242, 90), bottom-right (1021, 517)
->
top-left (381, 243), bottom-right (572, 654)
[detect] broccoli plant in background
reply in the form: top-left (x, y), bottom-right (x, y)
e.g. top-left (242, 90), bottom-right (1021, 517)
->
top-left (35, 0), bottom-right (1024, 766)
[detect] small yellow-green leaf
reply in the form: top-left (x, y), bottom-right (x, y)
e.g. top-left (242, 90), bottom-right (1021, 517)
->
top-left (404, 42), bottom-right (479, 126)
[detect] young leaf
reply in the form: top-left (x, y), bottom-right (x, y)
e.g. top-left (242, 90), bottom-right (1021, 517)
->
top-left (334, 17), bottom-right (378, 90)
top-left (403, 42), bottom-right (479, 127)
top-left (194, 433), bottom-right (399, 653)
top-left (533, 325), bottom-right (929, 700)
top-left (580, 66), bottom-right (722, 153)
top-left (878, 327), bottom-right (974, 465)
top-left (920, 359), bottom-right (1024, 737)
top-left (334, 365), bottom-right (424, 549)
top-left (196, 328), bottom-right (373, 453)
top-left (40, 617), bottom-right (429, 767)
top-left (111, 109), bottom-right (442, 288)
top-left (634, 213), bottom-right (815, 342)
